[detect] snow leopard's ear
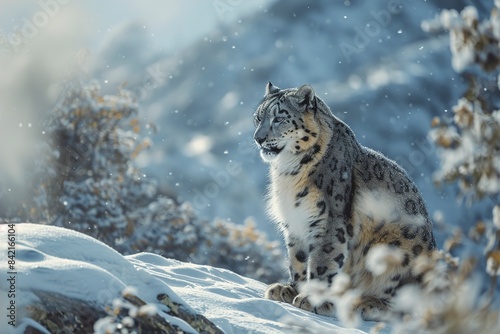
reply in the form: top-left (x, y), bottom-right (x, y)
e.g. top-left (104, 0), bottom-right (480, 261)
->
top-left (265, 82), bottom-right (280, 96)
top-left (296, 84), bottom-right (316, 110)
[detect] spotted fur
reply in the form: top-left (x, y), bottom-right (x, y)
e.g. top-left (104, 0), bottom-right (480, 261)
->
top-left (254, 83), bottom-right (436, 320)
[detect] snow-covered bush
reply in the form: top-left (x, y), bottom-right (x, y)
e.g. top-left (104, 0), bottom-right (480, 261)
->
top-left (424, 3), bottom-right (500, 277)
top-left (382, 3), bottom-right (500, 333)
top-left (424, 4), bottom-right (500, 201)
top-left (25, 81), bottom-right (285, 283)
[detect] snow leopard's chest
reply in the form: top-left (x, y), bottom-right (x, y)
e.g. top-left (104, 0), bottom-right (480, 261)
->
top-left (269, 172), bottom-right (326, 237)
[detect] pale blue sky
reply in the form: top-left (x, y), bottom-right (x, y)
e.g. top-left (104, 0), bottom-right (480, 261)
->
top-left (0, 0), bottom-right (272, 53)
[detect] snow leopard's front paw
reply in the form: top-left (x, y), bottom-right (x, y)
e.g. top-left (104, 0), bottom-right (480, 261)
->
top-left (293, 294), bottom-right (334, 316)
top-left (264, 283), bottom-right (298, 304)
top-left (292, 293), bottom-right (313, 311)
top-left (356, 296), bottom-right (389, 321)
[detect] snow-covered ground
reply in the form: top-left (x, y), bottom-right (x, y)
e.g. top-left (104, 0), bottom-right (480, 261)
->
top-left (0, 223), bottom-right (379, 333)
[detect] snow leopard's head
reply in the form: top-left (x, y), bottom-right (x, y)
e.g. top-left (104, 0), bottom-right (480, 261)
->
top-left (253, 82), bottom-right (322, 163)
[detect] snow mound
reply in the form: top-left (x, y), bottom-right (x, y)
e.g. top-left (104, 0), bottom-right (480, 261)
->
top-left (0, 223), bottom-right (378, 333)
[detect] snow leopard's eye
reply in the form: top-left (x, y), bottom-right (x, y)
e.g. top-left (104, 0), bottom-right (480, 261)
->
top-left (272, 116), bottom-right (285, 124)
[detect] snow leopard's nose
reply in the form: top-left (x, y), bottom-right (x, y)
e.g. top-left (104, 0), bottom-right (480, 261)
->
top-left (254, 127), bottom-right (267, 146)
top-left (255, 135), bottom-right (265, 146)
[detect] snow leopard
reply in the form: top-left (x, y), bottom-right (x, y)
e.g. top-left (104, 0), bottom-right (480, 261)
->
top-left (253, 82), bottom-right (437, 320)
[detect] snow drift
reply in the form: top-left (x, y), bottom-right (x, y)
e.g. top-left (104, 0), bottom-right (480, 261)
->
top-left (0, 223), bottom-right (377, 333)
